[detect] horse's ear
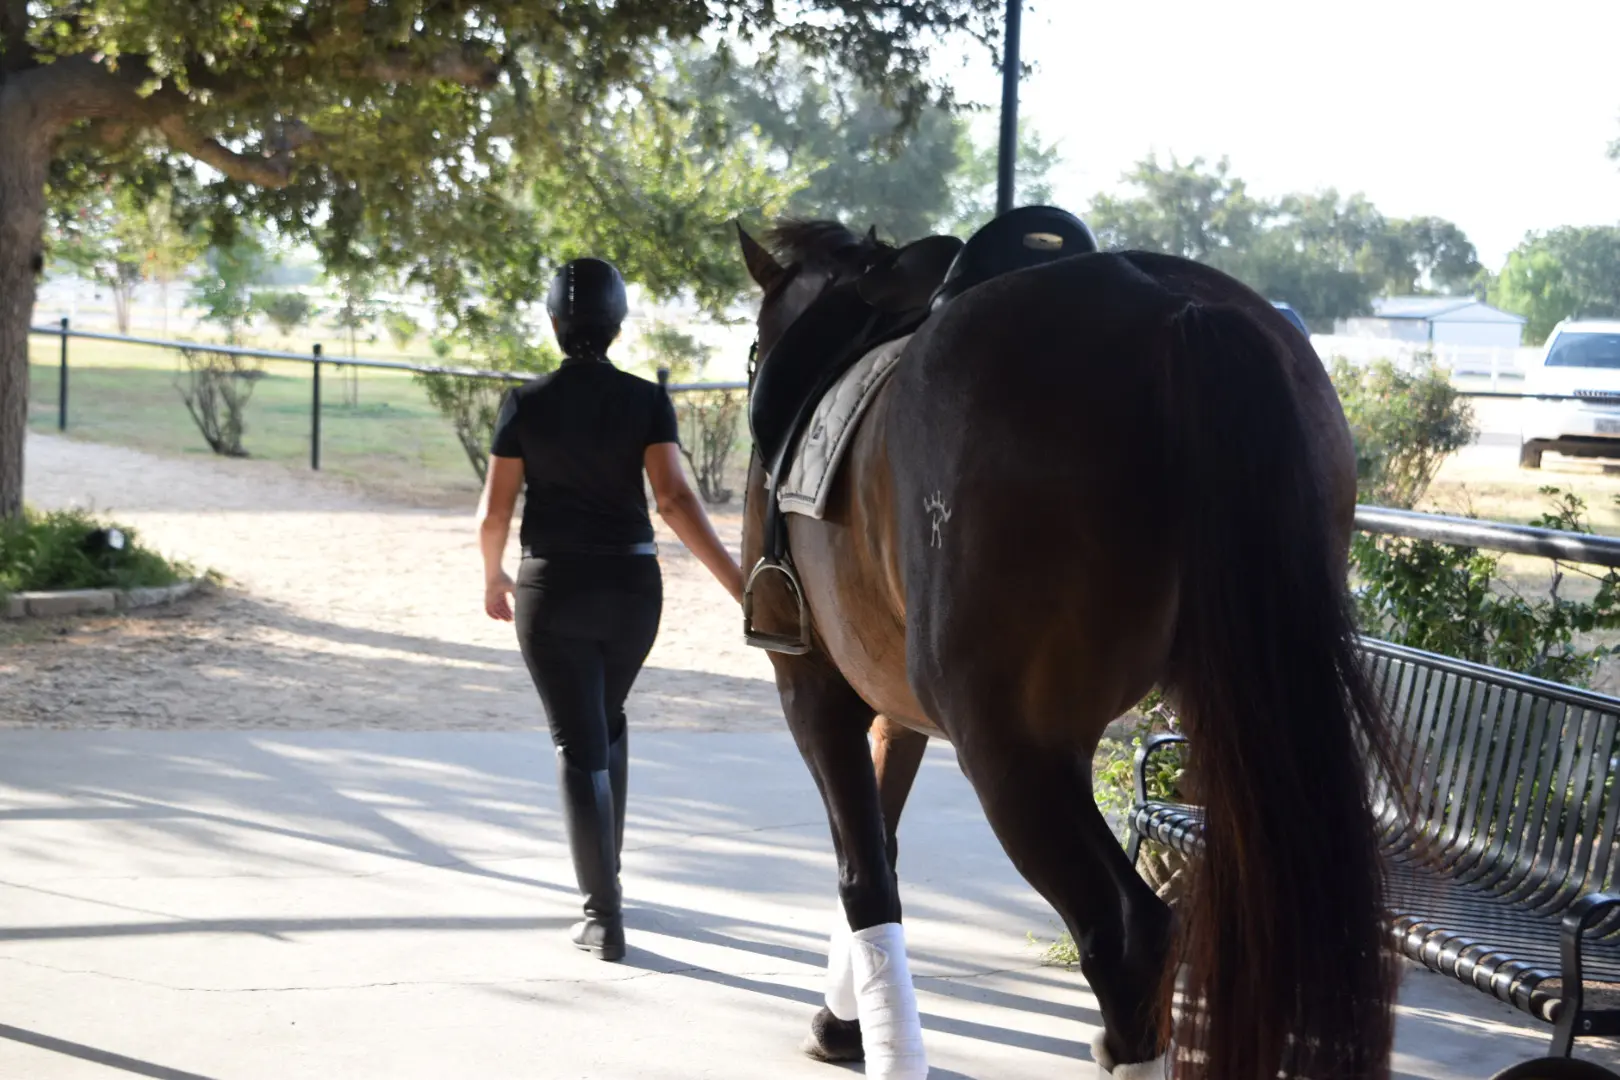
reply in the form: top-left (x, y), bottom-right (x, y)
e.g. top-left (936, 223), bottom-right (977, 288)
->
top-left (865, 226), bottom-right (879, 246)
top-left (736, 221), bottom-right (783, 290)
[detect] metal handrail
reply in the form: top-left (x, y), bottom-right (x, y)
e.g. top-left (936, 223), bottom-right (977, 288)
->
top-left (1355, 505), bottom-right (1620, 568)
top-left (28, 322), bottom-right (750, 393)
top-left (27, 320), bottom-right (749, 471)
top-left (30, 323), bottom-right (535, 382)
top-left (28, 325), bottom-right (1620, 558)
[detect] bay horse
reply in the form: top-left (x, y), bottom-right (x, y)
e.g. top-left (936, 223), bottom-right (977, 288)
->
top-left (735, 220), bottom-right (1398, 1079)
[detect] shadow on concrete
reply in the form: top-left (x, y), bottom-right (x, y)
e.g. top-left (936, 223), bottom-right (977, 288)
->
top-left (0, 914), bottom-right (575, 943)
top-left (0, 1022), bottom-right (219, 1080)
top-left (626, 948), bottom-right (1094, 1063)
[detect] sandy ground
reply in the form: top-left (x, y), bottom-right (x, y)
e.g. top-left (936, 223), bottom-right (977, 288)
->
top-left (2, 433), bottom-right (782, 731)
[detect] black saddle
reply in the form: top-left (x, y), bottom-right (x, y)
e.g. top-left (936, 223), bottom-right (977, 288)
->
top-left (742, 207), bottom-right (1098, 654)
top-left (749, 234), bottom-right (964, 470)
top-left (930, 205), bottom-right (1099, 309)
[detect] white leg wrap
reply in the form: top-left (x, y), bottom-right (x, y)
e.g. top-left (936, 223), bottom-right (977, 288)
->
top-left (824, 907), bottom-right (858, 1021)
top-left (850, 922), bottom-right (927, 1080)
top-left (1091, 1029), bottom-right (1169, 1079)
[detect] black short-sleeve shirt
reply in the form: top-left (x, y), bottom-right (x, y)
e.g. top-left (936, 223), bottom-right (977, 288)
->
top-left (490, 359), bottom-right (679, 551)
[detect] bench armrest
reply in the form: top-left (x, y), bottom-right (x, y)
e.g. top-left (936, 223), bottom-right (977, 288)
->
top-left (1134, 732), bottom-right (1189, 807)
top-left (1556, 891), bottom-right (1620, 1051)
top-left (1562, 891), bottom-right (1620, 987)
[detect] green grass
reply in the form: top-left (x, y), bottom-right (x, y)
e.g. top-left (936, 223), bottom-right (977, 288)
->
top-left (27, 336), bottom-right (484, 504)
top-left (0, 507), bottom-right (189, 596)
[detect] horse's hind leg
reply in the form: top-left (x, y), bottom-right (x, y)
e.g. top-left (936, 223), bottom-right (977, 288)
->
top-left (771, 655), bottom-right (926, 1078)
top-left (953, 725), bottom-right (1173, 1072)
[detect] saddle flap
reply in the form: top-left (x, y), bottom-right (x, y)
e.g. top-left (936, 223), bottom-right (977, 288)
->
top-left (857, 235), bottom-right (965, 313)
top-left (749, 284), bottom-right (880, 468)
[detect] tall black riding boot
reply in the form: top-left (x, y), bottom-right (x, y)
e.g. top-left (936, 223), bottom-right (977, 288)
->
top-left (607, 730), bottom-right (628, 874)
top-left (556, 750), bottom-right (624, 961)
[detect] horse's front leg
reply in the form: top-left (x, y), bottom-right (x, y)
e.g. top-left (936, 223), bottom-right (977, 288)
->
top-left (872, 715), bottom-right (929, 873)
top-left (772, 653), bottom-right (927, 1080)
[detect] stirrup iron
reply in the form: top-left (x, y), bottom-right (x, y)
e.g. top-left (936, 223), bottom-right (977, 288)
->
top-left (743, 557), bottom-right (812, 654)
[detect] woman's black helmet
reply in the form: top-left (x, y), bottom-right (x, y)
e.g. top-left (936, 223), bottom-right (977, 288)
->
top-left (547, 258), bottom-right (628, 332)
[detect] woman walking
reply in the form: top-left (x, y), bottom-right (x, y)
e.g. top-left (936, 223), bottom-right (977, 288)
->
top-left (478, 257), bottom-right (744, 961)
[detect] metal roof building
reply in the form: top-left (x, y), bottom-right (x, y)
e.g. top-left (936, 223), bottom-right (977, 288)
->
top-left (1337, 296), bottom-right (1526, 349)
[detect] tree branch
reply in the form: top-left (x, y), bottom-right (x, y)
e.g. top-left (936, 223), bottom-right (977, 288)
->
top-left (361, 46), bottom-right (501, 89)
top-left (7, 43), bottom-right (496, 186)
top-left (7, 55), bottom-right (301, 187)
top-left (1, 0), bottom-right (31, 78)
top-left (154, 114), bottom-right (300, 188)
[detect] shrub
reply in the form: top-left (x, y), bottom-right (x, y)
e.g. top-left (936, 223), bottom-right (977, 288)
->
top-left (174, 347), bottom-right (263, 457)
top-left (642, 322), bottom-right (741, 504)
top-left (1329, 355), bottom-right (1476, 509)
top-left (254, 291), bottom-right (316, 338)
top-left (415, 323), bottom-right (559, 482)
top-left (675, 389), bottom-right (745, 504)
top-left (0, 508), bottom-right (189, 598)
top-left (384, 311), bottom-right (421, 352)
top-left (192, 234), bottom-right (266, 345)
top-left (1354, 488), bottom-right (1620, 687)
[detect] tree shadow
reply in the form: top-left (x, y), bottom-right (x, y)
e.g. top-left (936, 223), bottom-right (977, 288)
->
top-left (0, 1021), bottom-right (218, 1080)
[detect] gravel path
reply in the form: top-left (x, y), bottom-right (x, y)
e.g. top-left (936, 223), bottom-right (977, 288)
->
top-left (2, 434), bottom-right (781, 731)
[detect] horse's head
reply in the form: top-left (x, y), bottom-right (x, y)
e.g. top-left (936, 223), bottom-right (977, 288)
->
top-left (736, 220), bottom-right (890, 366)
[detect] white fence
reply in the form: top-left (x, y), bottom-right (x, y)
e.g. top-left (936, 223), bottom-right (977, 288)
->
top-left (1311, 334), bottom-right (1539, 389)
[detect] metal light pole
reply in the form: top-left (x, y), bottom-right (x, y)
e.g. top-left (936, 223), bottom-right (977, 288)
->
top-left (995, 0), bottom-right (1024, 216)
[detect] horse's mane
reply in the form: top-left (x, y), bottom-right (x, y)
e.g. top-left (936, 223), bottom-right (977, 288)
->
top-left (765, 219), bottom-right (886, 273)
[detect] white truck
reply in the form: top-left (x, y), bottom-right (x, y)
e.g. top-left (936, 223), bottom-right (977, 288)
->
top-left (1518, 319), bottom-right (1620, 468)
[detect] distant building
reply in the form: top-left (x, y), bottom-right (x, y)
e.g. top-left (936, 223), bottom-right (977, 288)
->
top-left (1336, 296), bottom-right (1526, 350)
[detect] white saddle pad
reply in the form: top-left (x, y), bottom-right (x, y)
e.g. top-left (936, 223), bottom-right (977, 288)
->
top-left (777, 334), bottom-right (912, 519)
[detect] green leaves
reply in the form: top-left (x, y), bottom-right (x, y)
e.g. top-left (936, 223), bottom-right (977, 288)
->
top-left (1087, 155), bottom-right (1483, 329)
top-left (1329, 356), bottom-right (1476, 511)
top-left (0, 508), bottom-right (189, 596)
top-left (1489, 227), bottom-right (1620, 345)
top-left (1351, 521), bottom-right (1620, 689)
top-left (189, 231), bottom-right (267, 343)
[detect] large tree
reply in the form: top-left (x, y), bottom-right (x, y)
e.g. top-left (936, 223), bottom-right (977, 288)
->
top-left (1087, 155), bottom-right (1483, 331)
top-left (685, 49), bottom-right (1059, 243)
top-left (1491, 227), bottom-right (1620, 344)
top-left (0, 1), bottom-right (1000, 518)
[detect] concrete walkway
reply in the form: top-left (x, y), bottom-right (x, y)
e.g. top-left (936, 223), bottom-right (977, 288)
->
top-left (1, 730), bottom-right (1615, 1079)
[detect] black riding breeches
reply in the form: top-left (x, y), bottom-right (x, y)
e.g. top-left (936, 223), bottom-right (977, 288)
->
top-left (513, 554), bottom-right (662, 771)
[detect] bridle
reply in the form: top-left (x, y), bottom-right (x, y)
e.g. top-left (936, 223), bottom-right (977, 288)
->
top-left (745, 247), bottom-right (886, 394)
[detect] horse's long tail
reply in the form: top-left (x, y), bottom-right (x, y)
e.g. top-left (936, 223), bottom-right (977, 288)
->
top-left (1163, 302), bottom-right (1396, 1080)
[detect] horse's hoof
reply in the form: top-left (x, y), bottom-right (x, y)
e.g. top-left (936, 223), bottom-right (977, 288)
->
top-left (801, 1007), bottom-right (863, 1063)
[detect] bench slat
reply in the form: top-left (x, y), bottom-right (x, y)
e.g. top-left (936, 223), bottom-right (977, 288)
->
top-left (1127, 637), bottom-right (1620, 1054)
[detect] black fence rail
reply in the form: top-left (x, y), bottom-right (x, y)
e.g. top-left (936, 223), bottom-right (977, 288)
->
top-left (31, 323), bottom-right (1620, 567)
top-left (29, 320), bottom-right (746, 471)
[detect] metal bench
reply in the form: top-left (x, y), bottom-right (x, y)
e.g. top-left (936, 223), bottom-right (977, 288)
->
top-left (1127, 638), bottom-right (1620, 1057)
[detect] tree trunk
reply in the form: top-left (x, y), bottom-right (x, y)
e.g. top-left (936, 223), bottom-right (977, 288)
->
top-left (0, 93), bottom-right (49, 520)
top-left (114, 281), bottom-right (132, 334)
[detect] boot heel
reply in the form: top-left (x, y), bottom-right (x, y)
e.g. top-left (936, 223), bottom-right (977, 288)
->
top-left (571, 917), bottom-right (626, 961)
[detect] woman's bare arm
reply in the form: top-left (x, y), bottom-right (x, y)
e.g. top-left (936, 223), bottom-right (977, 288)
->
top-left (478, 455), bottom-right (525, 620)
top-left (644, 443), bottom-right (744, 603)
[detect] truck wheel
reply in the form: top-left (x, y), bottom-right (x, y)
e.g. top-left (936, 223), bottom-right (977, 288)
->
top-left (1521, 441), bottom-right (1547, 469)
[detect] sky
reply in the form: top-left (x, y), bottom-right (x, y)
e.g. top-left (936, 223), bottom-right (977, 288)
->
top-left (937, 0), bottom-right (1620, 270)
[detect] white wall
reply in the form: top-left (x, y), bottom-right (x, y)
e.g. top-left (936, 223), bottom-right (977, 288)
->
top-left (1336, 316), bottom-right (1431, 343)
top-left (1430, 320), bottom-right (1524, 349)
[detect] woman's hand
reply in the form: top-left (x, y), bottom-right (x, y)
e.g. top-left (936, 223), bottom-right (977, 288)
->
top-left (485, 571), bottom-right (516, 621)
